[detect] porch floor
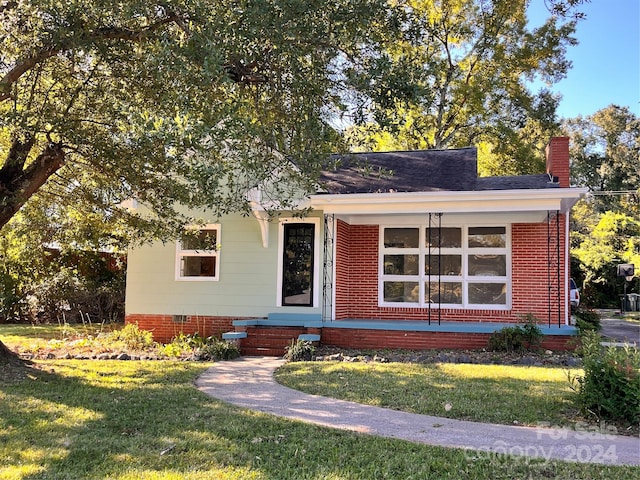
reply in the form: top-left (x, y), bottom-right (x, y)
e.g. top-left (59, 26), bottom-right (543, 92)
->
top-left (229, 316), bottom-right (578, 356)
top-left (322, 319), bottom-right (577, 336)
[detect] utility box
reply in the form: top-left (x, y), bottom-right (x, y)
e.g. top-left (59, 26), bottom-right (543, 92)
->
top-left (627, 293), bottom-right (639, 312)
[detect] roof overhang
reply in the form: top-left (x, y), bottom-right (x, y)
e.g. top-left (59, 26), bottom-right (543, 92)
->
top-left (308, 188), bottom-right (588, 223)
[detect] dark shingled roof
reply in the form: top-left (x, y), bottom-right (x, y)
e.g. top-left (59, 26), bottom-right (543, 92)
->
top-left (476, 175), bottom-right (559, 190)
top-left (318, 148), bottom-right (559, 194)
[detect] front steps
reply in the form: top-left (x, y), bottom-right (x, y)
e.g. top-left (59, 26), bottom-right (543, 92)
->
top-left (225, 313), bottom-right (323, 356)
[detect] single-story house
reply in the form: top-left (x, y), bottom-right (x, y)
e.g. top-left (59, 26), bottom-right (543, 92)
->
top-left (125, 137), bottom-right (587, 354)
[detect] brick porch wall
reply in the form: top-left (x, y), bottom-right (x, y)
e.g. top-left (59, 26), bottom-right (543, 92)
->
top-left (125, 314), bottom-right (242, 343)
top-left (334, 218), bottom-right (568, 325)
top-left (321, 328), bottom-right (576, 351)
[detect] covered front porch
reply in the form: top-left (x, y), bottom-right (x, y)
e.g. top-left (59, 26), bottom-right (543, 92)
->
top-left (224, 313), bottom-right (578, 356)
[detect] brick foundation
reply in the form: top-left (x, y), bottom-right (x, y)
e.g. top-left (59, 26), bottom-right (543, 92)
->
top-left (321, 328), bottom-right (575, 351)
top-left (125, 314), bottom-right (243, 343)
top-left (126, 314), bottom-right (576, 353)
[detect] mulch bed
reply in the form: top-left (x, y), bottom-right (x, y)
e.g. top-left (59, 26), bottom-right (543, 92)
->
top-left (312, 346), bottom-right (583, 367)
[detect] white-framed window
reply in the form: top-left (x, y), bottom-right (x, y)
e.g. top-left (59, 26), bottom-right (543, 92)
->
top-left (276, 217), bottom-right (321, 307)
top-left (175, 224), bottom-right (220, 281)
top-left (380, 225), bottom-right (510, 309)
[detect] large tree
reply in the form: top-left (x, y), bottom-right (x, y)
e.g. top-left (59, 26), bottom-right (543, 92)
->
top-left (564, 105), bottom-right (640, 215)
top-left (0, 0), bottom-right (389, 239)
top-left (564, 105), bottom-right (640, 305)
top-left (344, 0), bottom-right (578, 173)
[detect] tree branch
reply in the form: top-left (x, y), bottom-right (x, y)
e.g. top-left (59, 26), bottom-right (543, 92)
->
top-left (0, 142), bottom-right (66, 229)
top-left (0, 11), bottom-right (187, 102)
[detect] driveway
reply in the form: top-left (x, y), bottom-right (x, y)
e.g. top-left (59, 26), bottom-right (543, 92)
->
top-left (598, 311), bottom-right (640, 344)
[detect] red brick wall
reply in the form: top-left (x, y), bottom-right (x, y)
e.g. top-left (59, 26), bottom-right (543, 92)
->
top-left (334, 219), bottom-right (352, 319)
top-left (321, 328), bottom-right (575, 351)
top-left (546, 137), bottom-right (570, 187)
top-left (125, 314), bottom-right (239, 343)
top-left (512, 217), bottom-right (567, 324)
top-left (333, 218), bottom-right (569, 325)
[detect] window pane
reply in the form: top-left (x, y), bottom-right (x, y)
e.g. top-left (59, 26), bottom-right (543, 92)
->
top-left (181, 256), bottom-right (216, 277)
top-left (425, 255), bottom-right (462, 275)
top-left (384, 228), bottom-right (419, 248)
top-left (425, 227), bottom-right (461, 248)
top-left (282, 224), bottom-right (314, 306)
top-left (468, 227), bottom-right (506, 248)
top-left (426, 282), bottom-right (462, 304)
top-left (469, 283), bottom-right (507, 304)
top-left (182, 229), bottom-right (218, 250)
top-left (468, 255), bottom-right (506, 276)
top-left (384, 255), bottom-right (419, 275)
top-left (384, 282), bottom-right (419, 303)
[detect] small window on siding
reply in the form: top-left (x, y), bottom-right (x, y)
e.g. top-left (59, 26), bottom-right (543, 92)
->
top-left (176, 225), bottom-right (220, 281)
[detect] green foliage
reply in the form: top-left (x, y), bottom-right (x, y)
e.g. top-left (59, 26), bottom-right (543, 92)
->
top-left (488, 327), bottom-right (527, 352)
top-left (346, 0), bottom-right (577, 172)
top-left (566, 106), bottom-right (640, 307)
top-left (108, 323), bottom-right (155, 350)
top-left (565, 105), bottom-right (640, 217)
top-left (197, 339), bottom-right (241, 361)
top-left (284, 339), bottom-right (315, 362)
top-left (160, 333), bottom-right (240, 360)
top-left (572, 211), bottom-right (640, 306)
top-left (574, 307), bottom-right (601, 333)
top-left (0, 225), bottom-right (125, 324)
top-left (569, 331), bottom-right (640, 424)
top-left (0, 0), bottom-right (390, 244)
top-left (488, 316), bottom-right (543, 352)
top-left (2, 360), bottom-right (634, 479)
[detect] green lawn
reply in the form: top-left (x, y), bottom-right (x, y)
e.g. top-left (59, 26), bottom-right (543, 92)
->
top-left (1, 325), bottom-right (638, 479)
top-left (1, 360), bottom-right (637, 480)
top-left (1, 323), bottom-right (115, 351)
top-left (275, 361), bottom-right (585, 428)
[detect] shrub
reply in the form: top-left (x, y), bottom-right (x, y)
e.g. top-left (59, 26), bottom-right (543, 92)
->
top-left (284, 339), bottom-right (315, 362)
top-left (488, 315), bottom-right (543, 352)
top-left (569, 331), bottom-right (640, 424)
top-left (574, 307), bottom-right (601, 333)
top-left (197, 339), bottom-right (240, 361)
top-left (518, 314), bottom-right (543, 350)
top-left (160, 334), bottom-right (240, 360)
top-left (488, 326), bottom-right (526, 352)
top-left (108, 323), bottom-right (154, 350)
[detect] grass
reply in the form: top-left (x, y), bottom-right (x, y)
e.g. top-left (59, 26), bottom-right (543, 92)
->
top-left (275, 362), bottom-right (587, 429)
top-left (1, 360), bottom-right (638, 480)
top-left (1, 325), bottom-right (638, 479)
top-left (1, 323), bottom-right (116, 352)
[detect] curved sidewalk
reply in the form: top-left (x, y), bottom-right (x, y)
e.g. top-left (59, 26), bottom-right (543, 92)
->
top-left (195, 357), bottom-right (640, 466)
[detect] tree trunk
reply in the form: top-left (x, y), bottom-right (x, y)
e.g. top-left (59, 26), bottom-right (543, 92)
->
top-left (0, 339), bottom-right (21, 365)
top-left (0, 140), bottom-right (66, 230)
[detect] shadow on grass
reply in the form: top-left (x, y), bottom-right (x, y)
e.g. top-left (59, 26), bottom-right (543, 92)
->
top-left (0, 360), bottom-right (636, 480)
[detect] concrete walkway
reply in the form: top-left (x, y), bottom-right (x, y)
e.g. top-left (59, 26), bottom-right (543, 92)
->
top-left (195, 357), bottom-right (640, 466)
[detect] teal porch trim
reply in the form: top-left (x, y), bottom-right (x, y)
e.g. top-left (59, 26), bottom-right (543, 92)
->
top-left (322, 319), bottom-right (577, 336)
top-left (233, 312), bottom-right (323, 328)
top-left (298, 334), bottom-right (321, 342)
top-left (222, 332), bottom-right (247, 340)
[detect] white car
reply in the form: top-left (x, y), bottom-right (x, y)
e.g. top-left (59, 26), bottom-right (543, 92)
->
top-left (570, 278), bottom-right (580, 308)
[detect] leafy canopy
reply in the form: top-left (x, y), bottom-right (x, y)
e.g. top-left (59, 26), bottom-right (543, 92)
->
top-left (0, 0), bottom-right (388, 247)
top-left (345, 0), bottom-right (578, 174)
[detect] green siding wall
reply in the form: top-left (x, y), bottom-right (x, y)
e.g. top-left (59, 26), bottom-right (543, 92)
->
top-left (125, 213), bottom-right (323, 318)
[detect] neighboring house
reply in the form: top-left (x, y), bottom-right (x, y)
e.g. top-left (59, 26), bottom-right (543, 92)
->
top-left (125, 137), bottom-right (587, 353)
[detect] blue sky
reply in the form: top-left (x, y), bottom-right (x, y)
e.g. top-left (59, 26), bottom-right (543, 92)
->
top-left (527, 0), bottom-right (640, 119)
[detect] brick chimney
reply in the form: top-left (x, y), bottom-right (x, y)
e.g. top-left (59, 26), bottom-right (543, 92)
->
top-left (545, 137), bottom-right (570, 187)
